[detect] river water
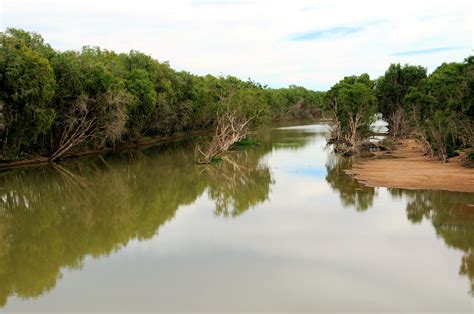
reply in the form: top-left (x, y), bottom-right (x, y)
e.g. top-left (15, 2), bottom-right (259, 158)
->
top-left (1, 122), bottom-right (473, 312)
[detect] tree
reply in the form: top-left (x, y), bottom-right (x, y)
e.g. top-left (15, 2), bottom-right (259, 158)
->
top-left (195, 77), bottom-right (267, 164)
top-left (125, 69), bottom-right (158, 140)
top-left (4, 28), bottom-right (56, 60)
top-left (326, 74), bottom-right (377, 154)
top-left (375, 64), bottom-right (426, 137)
top-left (0, 31), bottom-right (56, 158)
top-left (404, 58), bottom-right (474, 162)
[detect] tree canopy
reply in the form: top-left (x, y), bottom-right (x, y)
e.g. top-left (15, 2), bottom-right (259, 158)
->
top-left (0, 28), bottom-right (324, 161)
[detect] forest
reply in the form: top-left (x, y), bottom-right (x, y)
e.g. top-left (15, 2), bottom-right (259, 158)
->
top-left (0, 28), bottom-right (472, 163)
top-left (0, 28), bottom-right (324, 161)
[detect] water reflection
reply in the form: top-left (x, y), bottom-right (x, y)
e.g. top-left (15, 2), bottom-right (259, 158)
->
top-left (325, 153), bottom-right (474, 294)
top-left (390, 188), bottom-right (474, 294)
top-left (325, 155), bottom-right (376, 211)
top-left (0, 136), bottom-right (280, 307)
top-left (1, 123), bottom-right (474, 310)
top-left (203, 153), bottom-right (272, 217)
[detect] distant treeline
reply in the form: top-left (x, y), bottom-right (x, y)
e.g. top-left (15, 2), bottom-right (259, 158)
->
top-left (326, 57), bottom-right (473, 161)
top-left (0, 28), bottom-right (324, 161)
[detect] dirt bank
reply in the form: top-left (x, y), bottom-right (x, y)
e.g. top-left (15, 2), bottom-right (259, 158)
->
top-left (346, 139), bottom-right (474, 193)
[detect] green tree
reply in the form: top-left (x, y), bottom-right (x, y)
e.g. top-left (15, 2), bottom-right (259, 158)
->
top-left (326, 74), bottom-right (377, 154)
top-left (404, 58), bottom-right (474, 161)
top-left (375, 64), bottom-right (426, 137)
top-left (126, 69), bottom-right (158, 139)
top-left (0, 31), bottom-right (56, 158)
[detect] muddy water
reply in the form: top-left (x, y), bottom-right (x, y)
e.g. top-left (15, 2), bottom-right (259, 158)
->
top-left (0, 122), bottom-right (473, 312)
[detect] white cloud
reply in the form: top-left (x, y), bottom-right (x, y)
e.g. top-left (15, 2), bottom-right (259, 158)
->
top-left (1, 0), bottom-right (472, 90)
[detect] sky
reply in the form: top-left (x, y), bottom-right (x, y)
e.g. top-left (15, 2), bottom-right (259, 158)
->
top-left (0, 0), bottom-right (472, 90)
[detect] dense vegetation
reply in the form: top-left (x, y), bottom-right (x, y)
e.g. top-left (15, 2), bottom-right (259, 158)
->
top-left (387, 59), bottom-right (474, 161)
top-left (0, 29), bottom-right (324, 161)
top-left (1, 28), bottom-right (472, 163)
top-left (325, 73), bottom-right (377, 154)
top-left (327, 59), bottom-right (473, 161)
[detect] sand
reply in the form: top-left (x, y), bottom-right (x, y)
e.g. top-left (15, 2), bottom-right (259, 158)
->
top-left (345, 139), bottom-right (474, 193)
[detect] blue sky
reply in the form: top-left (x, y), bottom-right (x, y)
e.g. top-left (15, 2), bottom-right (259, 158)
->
top-left (1, 0), bottom-right (472, 90)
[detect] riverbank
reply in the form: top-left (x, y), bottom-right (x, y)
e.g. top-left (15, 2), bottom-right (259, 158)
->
top-left (0, 129), bottom-right (212, 170)
top-left (0, 119), bottom-right (327, 171)
top-left (346, 139), bottom-right (474, 193)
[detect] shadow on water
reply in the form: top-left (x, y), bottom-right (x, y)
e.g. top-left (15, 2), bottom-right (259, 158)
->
top-left (325, 152), bottom-right (474, 295)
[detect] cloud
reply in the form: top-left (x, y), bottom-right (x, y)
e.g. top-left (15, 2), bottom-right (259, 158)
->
top-left (1, 0), bottom-right (472, 90)
top-left (391, 46), bottom-right (464, 56)
top-left (288, 26), bottom-right (361, 41)
top-left (191, 0), bottom-right (250, 7)
top-left (288, 20), bottom-right (385, 41)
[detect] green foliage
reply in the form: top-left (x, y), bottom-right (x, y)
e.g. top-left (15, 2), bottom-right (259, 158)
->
top-left (4, 28), bottom-right (55, 59)
top-left (338, 81), bottom-right (376, 130)
top-left (0, 29), bottom-right (326, 161)
top-left (468, 151), bottom-right (474, 161)
top-left (126, 69), bottom-right (158, 139)
top-left (326, 74), bottom-right (377, 149)
top-left (375, 63), bottom-right (427, 117)
top-left (403, 57), bottom-right (474, 161)
top-left (50, 51), bottom-right (84, 102)
top-left (210, 156), bottom-right (223, 163)
top-left (0, 31), bottom-right (56, 157)
top-left (233, 138), bottom-right (259, 148)
top-left (266, 85), bottom-right (325, 120)
top-left (333, 57), bottom-right (474, 161)
top-left (379, 136), bottom-right (395, 151)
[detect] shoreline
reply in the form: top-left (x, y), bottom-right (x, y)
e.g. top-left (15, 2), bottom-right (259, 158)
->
top-left (0, 129), bottom-right (213, 171)
top-left (0, 119), bottom-right (327, 171)
top-left (345, 138), bottom-right (474, 193)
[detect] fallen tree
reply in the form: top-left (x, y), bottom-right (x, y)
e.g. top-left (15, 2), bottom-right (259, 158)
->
top-left (195, 109), bottom-right (261, 164)
top-left (50, 104), bottom-right (96, 161)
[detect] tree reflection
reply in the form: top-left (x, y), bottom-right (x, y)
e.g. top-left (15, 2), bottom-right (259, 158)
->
top-left (203, 152), bottom-right (272, 217)
top-left (325, 154), bottom-right (376, 211)
top-left (0, 138), bottom-right (273, 307)
top-left (327, 154), bottom-right (474, 295)
top-left (389, 189), bottom-right (474, 295)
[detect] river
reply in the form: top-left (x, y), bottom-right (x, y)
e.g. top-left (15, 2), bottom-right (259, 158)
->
top-left (1, 122), bottom-right (473, 312)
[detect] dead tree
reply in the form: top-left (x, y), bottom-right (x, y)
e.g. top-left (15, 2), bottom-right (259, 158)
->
top-left (410, 103), bottom-right (434, 157)
top-left (388, 106), bottom-right (408, 138)
top-left (195, 110), bottom-right (261, 164)
top-left (50, 98), bottom-right (97, 161)
top-left (329, 107), bottom-right (369, 156)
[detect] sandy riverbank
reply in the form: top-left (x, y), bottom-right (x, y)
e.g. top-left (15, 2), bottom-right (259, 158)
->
top-left (346, 139), bottom-right (474, 193)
